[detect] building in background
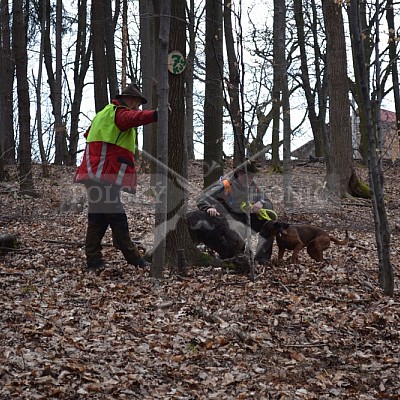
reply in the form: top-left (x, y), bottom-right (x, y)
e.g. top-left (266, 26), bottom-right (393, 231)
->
top-left (291, 109), bottom-right (398, 162)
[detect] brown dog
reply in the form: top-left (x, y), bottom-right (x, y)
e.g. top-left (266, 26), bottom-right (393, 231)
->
top-left (260, 221), bottom-right (349, 263)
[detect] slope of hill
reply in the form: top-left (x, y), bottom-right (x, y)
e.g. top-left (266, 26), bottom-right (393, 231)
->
top-left (0, 161), bottom-right (399, 399)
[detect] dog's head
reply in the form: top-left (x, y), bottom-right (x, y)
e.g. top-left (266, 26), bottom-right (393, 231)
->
top-left (259, 221), bottom-right (289, 239)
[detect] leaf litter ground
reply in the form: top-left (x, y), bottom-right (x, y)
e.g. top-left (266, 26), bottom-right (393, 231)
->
top-left (0, 161), bottom-right (399, 399)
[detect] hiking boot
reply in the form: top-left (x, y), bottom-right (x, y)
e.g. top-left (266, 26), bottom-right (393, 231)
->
top-left (255, 255), bottom-right (271, 265)
top-left (86, 259), bottom-right (105, 274)
top-left (134, 257), bottom-right (151, 268)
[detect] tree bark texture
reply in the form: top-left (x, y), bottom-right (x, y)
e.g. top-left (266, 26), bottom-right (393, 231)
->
top-left (165, 0), bottom-right (198, 267)
top-left (293, 0), bottom-right (323, 158)
top-left (151, 0), bottom-right (170, 278)
top-left (224, 0), bottom-right (245, 167)
top-left (54, 0), bottom-right (68, 165)
top-left (69, 0), bottom-right (92, 166)
top-left (105, 0), bottom-right (118, 99)
top-left (323, 0), bottom-right (354, 196)
top-left (204, 0), bottom-right (224, 188)
top-left (0, 0), bottom-right (15, 164)
top-left (385, 0), bottom-right (400, 146)
top-left (348, 0), bottom-right (394, 296)
top-left (13, 0), bottom-right (35, 194)
top-left (140, 0), bottom-right (154, 160)
top-left (91, 0), bottom-right (109, 111)
top-left (185, 0), bottom-right (195, 161)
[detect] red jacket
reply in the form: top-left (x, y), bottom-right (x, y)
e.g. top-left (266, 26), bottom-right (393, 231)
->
top-left (74, 100), bottom-right (157, 193)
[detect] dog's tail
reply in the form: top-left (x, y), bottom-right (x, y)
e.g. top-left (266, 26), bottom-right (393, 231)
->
top-left (329, 230), bottom-right (349, 246)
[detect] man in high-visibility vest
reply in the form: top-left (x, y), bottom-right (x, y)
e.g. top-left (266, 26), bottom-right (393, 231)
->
top-left (74, 83), bottom-right (158, 273)
top-left (196, 161), bottom-right (277, 263)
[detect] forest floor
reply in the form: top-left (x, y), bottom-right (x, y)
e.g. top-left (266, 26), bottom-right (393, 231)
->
top-left (0, 160), bottom-right (400, 399)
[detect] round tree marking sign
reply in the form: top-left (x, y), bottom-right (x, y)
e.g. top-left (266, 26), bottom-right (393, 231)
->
top-left (168, 51), bottom-right (186, 74)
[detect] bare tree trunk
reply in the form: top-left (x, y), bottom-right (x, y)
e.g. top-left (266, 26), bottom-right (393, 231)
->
top-left (224, 0), bottom-right (245, 166)
top-left (13, 0), bottom-right (35, 195)
top-left (323, 0), bottom-right (355, 196)
top-left (349, 0), bottom-right (374, 164)
top-left (35, 0), bottom-right (47, 165)
top-left (105, 0), bottom-right (118, 98)
top-left (386, 0), bottom-right (400, 144)
top-left (348, 0), bottom-right (393, 296)
top-left (165, 0), bottom-right (198, 268)
top-left (0, 0), bottom-right (15, 165)
top-left (293, 0), bottom-right (323, 158)
top-left (150, 0), bottom-right (160, 187)
top-left (54, 0), bottom-right (68, 165)
top-left (271, 0), bottom-right (282, 170)
top-left (276, 0), bottom-right (293, 208)
top-left (91, 0), bottom-right (109, 111)
top-left (140, 0), bottom-right (154, 160)
top-left (151, 0), bottom-right (170, 278)
top-left (121, 0), bottom-right (128, 88)
top-left (185, 0), bottom-right (195, 161)
top-left (69, 0), bottom-right (91, 166)
top-left (203, 0), bottom-right (224, 188)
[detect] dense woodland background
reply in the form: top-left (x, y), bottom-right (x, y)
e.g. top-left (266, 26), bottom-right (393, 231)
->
top-left (0, 0), bottom-right (399, 181)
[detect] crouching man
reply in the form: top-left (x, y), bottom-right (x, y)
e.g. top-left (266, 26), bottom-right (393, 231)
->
top-left (195, 161), bottom-right (277, 263)
top-left (186, 210), bottom-right (245, 259)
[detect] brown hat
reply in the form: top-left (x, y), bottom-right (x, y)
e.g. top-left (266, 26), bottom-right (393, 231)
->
top-left (116, 83), bottom-right (148, 104)
top-left (239, 160), bottom-right (258, 174)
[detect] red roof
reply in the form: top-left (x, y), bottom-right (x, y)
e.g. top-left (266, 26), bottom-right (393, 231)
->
top-left (380, 109), bottom-right (397, 123)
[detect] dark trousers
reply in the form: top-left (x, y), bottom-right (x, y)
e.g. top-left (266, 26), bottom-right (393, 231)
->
top-left (84, 182), bottom-right (141, 267)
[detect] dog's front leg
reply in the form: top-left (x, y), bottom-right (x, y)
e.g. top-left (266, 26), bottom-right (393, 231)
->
top-left (277, 246), bottom-right (286, 260)
top-left (291, 243), bottom-right (304, 263)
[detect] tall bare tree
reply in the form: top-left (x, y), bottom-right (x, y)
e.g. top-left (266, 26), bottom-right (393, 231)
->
top-left (150, 0), bottom-right (161, 186)
top-left (54, 0), bottom-right (68, 165)
top-left (348, 0), bottom-right (393, 296)
top-left (69, 0), bottom-right (92, 166)
top-left (13, 0), bottom-right (35, 195)
top-left (224, 0), bottom-right (245, 166)
top-left (0, 0), bottom-right (15, 165)
top-left (105, 0), bottom-right (118, 98)
top-left (121, 0), bottom-right (128, 87)
top-left (323, 0), bottom-right (366, 197)
top-left (185, 0), bottom-right (196, 161)
top-left (35, 0), bottom-right (47, 165)
top-left (151, 0), bottom-right (170, 278)
top-left (203, 0), bottom-right (224, 188)
top-left (91, 0), bottom-right (108, 111)
top-left (270, 0), bottom-right (283, 171)
top-left (386, 0), bottom-right (400, 143)
top-left (41, 0), bottom-right (68, 165)
top-left (164, 0), bottom-right (197, 269)
top-left (349, 0), bottom-right (375, 163)
top-left (293, 0), bottom-right (325, 158)
top-left (276, 0), bottom-right (293, 207)
top-left (140, 0), bottom-right (155, 159)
